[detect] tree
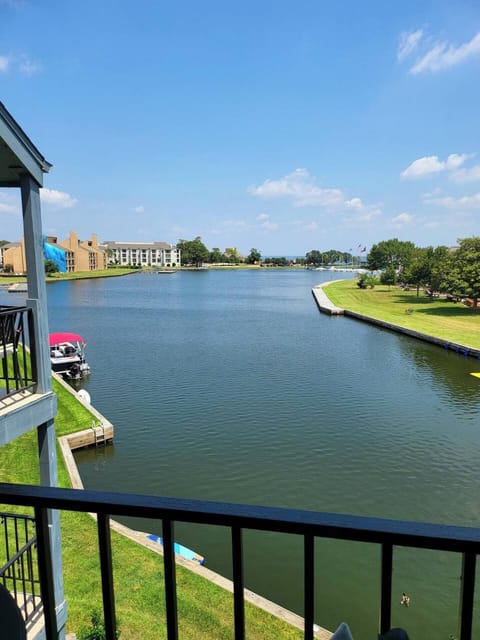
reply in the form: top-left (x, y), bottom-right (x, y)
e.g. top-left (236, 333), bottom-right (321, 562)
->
top-left (380, 264), bottom-right (397, 288)
top-left (305, 250), bottom-right (323, 266)
top-left (209, 247), bottom-right (224, 263)
top-left (367, 239), bottom-right (415, 272)
top-left (44, 259), bottom-right (59, 275)
top-left (246, 248), bottom-right (261, 264)
top-left (177, 237), bottom-right (209, 267)
top-left (438, 238), bottom-right (480, 311)
top-left (402, 247), bottom-right (432, 296)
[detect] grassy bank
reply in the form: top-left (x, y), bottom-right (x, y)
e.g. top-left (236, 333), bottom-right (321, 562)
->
top-left (0, 379), bottom-right (302, 639)
top-left (0, 268), bottom-right (139, 285)
top-left (324, 279), bottom-right (480, 349)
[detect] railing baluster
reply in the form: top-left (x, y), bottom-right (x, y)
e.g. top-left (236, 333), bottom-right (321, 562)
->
top-left (97, 513), bottom-right (117, 640)
top-left (304, 533), bottom-right (314, 640)
top-left (379, 543), bottom-right (393, 634)
top-left (232, 525), bottom-right (245, 640)
top-left (162, 519), bottom-right (178, 640)
top-left (458, 551), bottom-right (476, 640)
top-left (34, 506), bottom-right (58, 639)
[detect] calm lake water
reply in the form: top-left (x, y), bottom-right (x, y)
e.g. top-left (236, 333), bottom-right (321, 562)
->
top-left (3, 270), bottom-right (480, 639)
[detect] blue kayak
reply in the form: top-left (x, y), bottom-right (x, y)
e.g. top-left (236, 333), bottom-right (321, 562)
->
top-left (146, 533), bottom-right (205, 565)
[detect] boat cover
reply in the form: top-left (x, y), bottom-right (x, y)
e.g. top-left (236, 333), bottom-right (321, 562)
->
top-left (49, 332), bottom-right (85, 346)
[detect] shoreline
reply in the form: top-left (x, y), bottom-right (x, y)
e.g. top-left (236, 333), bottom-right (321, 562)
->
top-left (313, 281), bottom-right (480, 360)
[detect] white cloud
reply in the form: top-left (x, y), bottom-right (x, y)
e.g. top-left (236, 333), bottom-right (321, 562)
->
top-left (260, 220), bottom-right (278, 231)
top-left (249, 168), bottom-right (343, 207)
top-left (40, 188), bottom-right (78, 208)
top-left (398, 29), bottom-right (423, 61)
top-left (0, 52), bottom-right (40, 76)
top-left (18, 55), bottom-right (40, 76)
top-left (0, 55), bottom-right (9, 72)
top-left (410, 31), bottom-right (480, 74)
top-left (344, 197), bottom-right (364, 210)
top-left (249, 168), bottom-right (381, 226)
top-left (256, 213), bottom-right (269, 221)
top-left (424, 193), bottom-right (480, 209)
top-left (391, 212), bottom-right (413, 226)
top-left (450, 165), bottom-right (480, 183)
top-left (0, 202), bottom-right (17, 214)
top-left (304, 222), bottom-right (319, 230)
top-left (133, 205), bottom-right (145, 213)
top-left (344, 197), bottom-right (382, 221)
top-left (401, 153), bottom-right (471, 179)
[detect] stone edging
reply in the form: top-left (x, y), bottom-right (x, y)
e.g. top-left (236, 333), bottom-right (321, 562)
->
top-left (313, 282), bottom-right (480, 360)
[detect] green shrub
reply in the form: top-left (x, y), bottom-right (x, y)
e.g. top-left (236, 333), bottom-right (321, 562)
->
top-left (357, 273), bottom-right (379, 289)
top-left (77, 610), bottom-right (120, 640)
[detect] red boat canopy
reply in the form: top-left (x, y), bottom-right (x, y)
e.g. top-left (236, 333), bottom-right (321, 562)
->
top-left (49, 332), bottom-right (85, 346)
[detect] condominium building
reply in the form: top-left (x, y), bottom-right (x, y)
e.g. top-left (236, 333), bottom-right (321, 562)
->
top-left (103, 241), bottom-right (181, 267)
top-left (58, 231), bottom-right (107, 272)
top-left (1, 231), bottom-right (107, 274)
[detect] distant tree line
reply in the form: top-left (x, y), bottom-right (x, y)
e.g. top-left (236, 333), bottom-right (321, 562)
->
top-left (173, 235), bottom-right (480, 310)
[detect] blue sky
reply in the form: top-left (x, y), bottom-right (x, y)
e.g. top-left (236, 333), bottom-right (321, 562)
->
top-left (1, 1), bottom-right (480, 256)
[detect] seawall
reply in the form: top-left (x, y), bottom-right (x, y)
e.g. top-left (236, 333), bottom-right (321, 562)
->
top-left (312, 282), bottom-right (480, 359)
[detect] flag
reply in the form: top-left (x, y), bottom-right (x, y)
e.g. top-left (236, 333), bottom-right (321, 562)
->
top-left (360, 246), bottom-right (367, 253)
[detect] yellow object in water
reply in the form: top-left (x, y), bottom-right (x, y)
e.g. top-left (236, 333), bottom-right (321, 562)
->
top-left (470, 372), bottom-right (480, 378)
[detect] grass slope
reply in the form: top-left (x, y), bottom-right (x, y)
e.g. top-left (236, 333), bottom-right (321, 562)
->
top-left (0, 379), bottom-right (302, 639)
top-left (324, 279), bottom-right (480, 349)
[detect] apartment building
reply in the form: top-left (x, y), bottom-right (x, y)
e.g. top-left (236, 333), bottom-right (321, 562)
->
top-left (1, 231), bottom-right (107, 274)
top-left (103, 241), bottom-right (181, 267)
top-left (59, 231), bottom-right (107, 272)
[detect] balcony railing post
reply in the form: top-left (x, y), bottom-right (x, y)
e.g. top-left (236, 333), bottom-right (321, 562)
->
top-left (458, 551), bottom-right (476, 640)
top-left (27, 306), bottom-right (38, 389)
top-left (34, 506), bottom-right (58, 639)
top-left (232, 525), bottom-right (245, 640)
top-left (379, 543), bottom-right (393, 634)
top-left (304, 533), bottom-right (314, 640)
top-left (97, 513), bottom-right (117, 640)
top-left (162, 519), bottom-right (178, 640)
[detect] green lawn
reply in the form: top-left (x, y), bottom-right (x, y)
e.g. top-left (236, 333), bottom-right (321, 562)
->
top-left (324, 279), bottom-right (480, 349)
top-left (0, 379), bottom-right (303, 640)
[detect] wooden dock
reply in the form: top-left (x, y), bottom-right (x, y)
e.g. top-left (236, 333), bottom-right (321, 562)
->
top-left (52, 372), bottom-right (114, 450)
top-left (64, 422), bottom-right (113, 450)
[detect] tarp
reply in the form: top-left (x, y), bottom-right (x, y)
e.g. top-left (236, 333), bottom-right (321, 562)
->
top-left (49, 332), bottom-right (85, 346)
top-left (43, 237), bottom-right (67, 273)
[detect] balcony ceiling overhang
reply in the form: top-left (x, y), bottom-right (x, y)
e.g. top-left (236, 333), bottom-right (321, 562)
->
top-left (0, 102), bottom-right (52, 188)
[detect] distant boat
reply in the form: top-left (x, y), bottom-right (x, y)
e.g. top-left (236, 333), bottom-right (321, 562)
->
top-left (156, 269), bottom-right (176, 274)
top-left (145, 533), bottom-right (205, 565)
top-left (7, 283), bottom-right (28, 292)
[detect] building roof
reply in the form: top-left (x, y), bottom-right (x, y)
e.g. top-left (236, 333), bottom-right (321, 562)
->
top-left (103, 241), bottom-right (175, 250)
top-left (0, 102), bottom-right (52, 187)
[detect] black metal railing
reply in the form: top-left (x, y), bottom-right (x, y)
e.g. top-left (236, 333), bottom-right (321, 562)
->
top-left (0, 482), bottom-right (478, 640)
top-left (0, 512), bottom-right (40, 624)
top-left (0, 305), bottom-right (37, 400)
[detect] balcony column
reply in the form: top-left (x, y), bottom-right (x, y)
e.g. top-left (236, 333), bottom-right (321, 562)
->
top-left (20, 174), bottom-right (67, 639)
top-left (20, 173), bottom-right (51, 394)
